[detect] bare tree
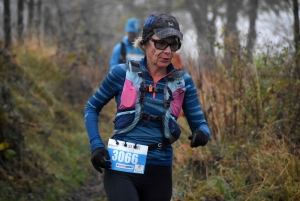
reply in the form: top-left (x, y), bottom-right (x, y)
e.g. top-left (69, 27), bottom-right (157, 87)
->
top-left (293, 0), bottom-right (300, 77)
top-left (43, 6), bottom-right (55, 40)
top-left (54, 0), bottom-right (65, 56)
top-left (246, 0), bottom-right (259, 59)
top-left (4, 0), bottom-right (11, 48)
top-left (36, 0), bottom-right (42, 45)
top-left (18, 0), bottom-right (24, 44)
top-left (28, 0), bottom-right (34, 39)
top-left (184, 0), bottom-right (218, 70)
top-left (224, 0), bottom-right (242, 65)
top-left (293, 0), bottom-right (300, 53)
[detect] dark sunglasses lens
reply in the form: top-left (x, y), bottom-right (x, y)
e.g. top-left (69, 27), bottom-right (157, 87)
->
top-left (151, 38), bottom-right (181, 51)
top-left (170, 42), bottom-right (180, 51)
top-left (154, 40), bottom-right (168, 50)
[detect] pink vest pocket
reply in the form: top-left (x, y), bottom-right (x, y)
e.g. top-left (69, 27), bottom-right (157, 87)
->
top-left (118, 79), bottom-right (138, 110)
top-left (171, 88), bottom-right (185, 117)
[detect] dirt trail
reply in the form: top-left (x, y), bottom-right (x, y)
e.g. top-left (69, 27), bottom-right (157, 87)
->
top-left (65, 171), bottom-right (107, 201)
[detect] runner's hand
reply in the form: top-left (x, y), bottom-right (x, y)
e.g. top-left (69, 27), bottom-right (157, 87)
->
top-left (91, 147), bottom-right (111, 173)
top-left (188, 129), bottom-right (209, 148)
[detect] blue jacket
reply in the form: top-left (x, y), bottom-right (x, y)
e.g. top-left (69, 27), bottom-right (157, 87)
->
top-left (109, 36), bottom-right (144, 70)
top-left (84, 58), bottom-right (210, 166)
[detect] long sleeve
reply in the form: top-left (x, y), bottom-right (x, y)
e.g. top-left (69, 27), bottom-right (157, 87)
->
top-left (182, 72), bottom-right (211, 137)
top-left (84, 65), bottom-right (126, 152)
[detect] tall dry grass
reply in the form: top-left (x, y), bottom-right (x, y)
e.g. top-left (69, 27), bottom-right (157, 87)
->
top-left (172, 44), bottom-right (300, 200)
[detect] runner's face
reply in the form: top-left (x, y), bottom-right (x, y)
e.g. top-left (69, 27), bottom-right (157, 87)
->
top-left (145, 34), bottom-right (176, 68)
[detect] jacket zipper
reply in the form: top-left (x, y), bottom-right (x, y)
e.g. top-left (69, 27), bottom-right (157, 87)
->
top-left (143, 66), bottom-right (176, 98)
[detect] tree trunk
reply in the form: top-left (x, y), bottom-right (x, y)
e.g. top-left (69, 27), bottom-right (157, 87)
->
top-left (18, 0), bottom-right (24, 44)
top-left (36, 0), bottom-right (42, 45)
top-left (224, 0), bottom-right (241, 65)
top-left (28, 0), bottom-right (35, 39)
top-left (44, 6), bottom-right (54, 39)
top-left (293, 0), bottom-right (300, 78)
top-left (4, 0), bottom-right (11, 48)
top-left (55, 0), bottom-right (65, 56)
top-left (208, 3), bottom-right (217, 57)
top-left (185, 0), bottom-right (216, 71)
top-left (246, 0), bottom-right (259, 60)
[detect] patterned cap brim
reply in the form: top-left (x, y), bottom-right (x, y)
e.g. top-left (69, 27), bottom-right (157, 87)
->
top-left (153, 27), bottom-right (183, 40)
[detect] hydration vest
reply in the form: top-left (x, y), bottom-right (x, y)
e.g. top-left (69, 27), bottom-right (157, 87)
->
top-left (113, 60), bottom-right (189, 144)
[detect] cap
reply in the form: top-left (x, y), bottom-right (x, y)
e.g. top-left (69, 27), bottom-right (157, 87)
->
top-left (125, 18), bottom-right (141, 33)
top-left (142, 13), bottom-right (183, 41)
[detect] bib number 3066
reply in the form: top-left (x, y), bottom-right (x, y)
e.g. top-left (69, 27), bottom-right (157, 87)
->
top-left (111, 150), bottom-right (138, 164)
top-left (107, 139), bottom-right (148, 174)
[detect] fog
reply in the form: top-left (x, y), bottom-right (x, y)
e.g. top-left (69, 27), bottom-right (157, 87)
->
top-left (0, 0), bottom-right (296, 66)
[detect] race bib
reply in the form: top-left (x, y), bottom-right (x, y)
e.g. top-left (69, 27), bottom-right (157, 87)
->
top-left (107, 139), bottom-right (148, 174)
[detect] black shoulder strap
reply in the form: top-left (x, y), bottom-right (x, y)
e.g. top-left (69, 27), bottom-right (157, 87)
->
top-left (119, 42), bottom-right (126, 63)
top-left (126, 60), bottom-right (141, 72)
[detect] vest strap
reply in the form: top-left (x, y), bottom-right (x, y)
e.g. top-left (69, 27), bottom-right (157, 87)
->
top-left (141, 113), bottom-right (163, 121)
top-left (148, 138), bottom-right (170, 150)
top-left (140, 87), bottom-right (164, 93)
top-left (148, 143), bottom-right (165, 150)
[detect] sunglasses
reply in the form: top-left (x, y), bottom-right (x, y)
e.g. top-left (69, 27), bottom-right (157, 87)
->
top-left (149, 38), bottom-right (181, 52)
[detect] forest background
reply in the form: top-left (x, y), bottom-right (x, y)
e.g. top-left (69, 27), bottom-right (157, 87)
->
top-left (0, 0), bottom-right (300, 200)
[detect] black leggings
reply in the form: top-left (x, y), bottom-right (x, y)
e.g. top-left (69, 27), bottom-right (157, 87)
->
top-left (103, 164), bottom-right (172, 201)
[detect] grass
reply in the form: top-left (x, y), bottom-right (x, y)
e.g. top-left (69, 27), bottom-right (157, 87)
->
top-left (0, 42), bottom-right (102, 200)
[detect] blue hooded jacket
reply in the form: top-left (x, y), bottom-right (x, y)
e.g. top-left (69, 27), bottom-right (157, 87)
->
top-left (109, 36), bottom-right (144, 70)
top-left (85, 58), bottom-right (210, 166)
